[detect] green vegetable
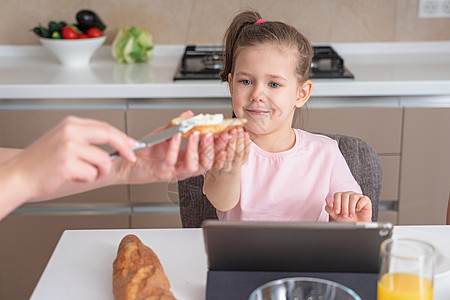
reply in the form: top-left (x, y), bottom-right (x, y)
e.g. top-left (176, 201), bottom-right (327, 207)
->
top-left (47, 21), bottom-right (66, 34)
top-left (112, 26), bottom-right (154, 63)
top-left (48, 21), bottom-right (60, 33)
top-left (37, 24), bottom-right (51, 38)
top-left (51, 31), bottom-right (62, 39)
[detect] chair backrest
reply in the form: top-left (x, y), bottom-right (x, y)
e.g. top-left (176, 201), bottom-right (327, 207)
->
top-left (178, 133), bottom-right (382, 227)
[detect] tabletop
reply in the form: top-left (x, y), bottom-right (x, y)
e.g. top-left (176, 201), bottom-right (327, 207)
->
top-left (30, 225), bottom-right (450, 300)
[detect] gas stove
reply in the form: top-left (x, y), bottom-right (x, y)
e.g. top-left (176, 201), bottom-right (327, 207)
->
top-left (173, 45), bottom-right (354, 81)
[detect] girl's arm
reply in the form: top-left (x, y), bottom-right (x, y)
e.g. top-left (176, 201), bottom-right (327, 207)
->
top-left (204, 128), bottom-right (251, 212)
top-left (325, 140), bottom-right (372, 222)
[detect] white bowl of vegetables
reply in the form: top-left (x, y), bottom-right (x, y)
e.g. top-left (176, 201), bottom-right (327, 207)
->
top-left (33, 10), bottom-right (107, 66)
top-left (39, 35), bottom-right (106, 66)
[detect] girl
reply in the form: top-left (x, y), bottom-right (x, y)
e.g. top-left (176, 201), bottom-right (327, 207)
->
top-left (204, 10), bottom-right (372, 223)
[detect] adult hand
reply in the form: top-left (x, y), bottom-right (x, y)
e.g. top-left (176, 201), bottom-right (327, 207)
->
top-left (4, 116), bottom-right (137, 203)
top-left (114, 110), bottom-right (215, 184)
top-left (325, 191), bottom-right (372, 223)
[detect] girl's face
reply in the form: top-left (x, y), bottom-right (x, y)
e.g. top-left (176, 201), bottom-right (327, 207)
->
top-left (228, 44), bottom-right (312, 138)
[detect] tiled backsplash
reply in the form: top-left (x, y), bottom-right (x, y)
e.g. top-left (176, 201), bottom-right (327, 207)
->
top-left (2, 0), bottom-right (449, 45)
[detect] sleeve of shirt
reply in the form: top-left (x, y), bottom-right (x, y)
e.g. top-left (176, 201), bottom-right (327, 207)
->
top-left (325, 140), bottom-right (362, 204)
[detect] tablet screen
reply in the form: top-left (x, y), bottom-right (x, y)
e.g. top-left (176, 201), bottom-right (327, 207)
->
top-left (202, 221), bottom-right (393, 273)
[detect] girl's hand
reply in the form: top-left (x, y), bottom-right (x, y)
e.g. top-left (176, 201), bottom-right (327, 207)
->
top-left (210, 127), bottom-right (251, 176)
top-left (325, 191), bottom-right (372, 223)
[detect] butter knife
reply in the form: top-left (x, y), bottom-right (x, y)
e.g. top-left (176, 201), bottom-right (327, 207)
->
top-left (110, 125), bottom-right (182, 160)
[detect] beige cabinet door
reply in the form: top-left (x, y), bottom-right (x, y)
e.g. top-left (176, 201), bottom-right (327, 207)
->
top-left (0, 213), bottom-right (129, 300)
top-left (399, 107), bottom-right (450, 225)
top-left (0, 109), bottom-right (128, 205)
top-left (294, 107), bottom-right (402, 154)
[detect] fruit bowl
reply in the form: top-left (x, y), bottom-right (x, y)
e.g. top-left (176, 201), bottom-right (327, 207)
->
top-left (39, 36), bottom-right (106, 66)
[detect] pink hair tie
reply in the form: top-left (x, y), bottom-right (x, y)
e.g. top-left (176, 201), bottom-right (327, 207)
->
top-left (254, 19), bottom-right (266, 25)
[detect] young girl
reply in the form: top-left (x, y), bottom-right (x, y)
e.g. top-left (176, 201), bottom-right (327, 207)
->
top-left (204, 10), bottom-right (372, 223)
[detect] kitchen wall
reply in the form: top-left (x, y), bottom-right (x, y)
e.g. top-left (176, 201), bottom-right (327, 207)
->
top-left (1, 0), bottom-right (450, 45)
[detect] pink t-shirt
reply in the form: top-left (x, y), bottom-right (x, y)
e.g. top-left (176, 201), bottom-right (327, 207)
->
top-left (216, 129), bottom-right (362, 222)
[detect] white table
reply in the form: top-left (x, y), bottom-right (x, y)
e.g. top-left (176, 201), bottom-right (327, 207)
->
top-left (30, 226), bottom-right (450, 300)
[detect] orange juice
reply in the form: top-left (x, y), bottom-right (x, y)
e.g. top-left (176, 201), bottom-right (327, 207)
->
top-left (378, 273), bottom-right (433, 300)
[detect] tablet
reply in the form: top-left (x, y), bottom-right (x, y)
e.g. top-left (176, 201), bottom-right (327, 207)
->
top-left (202, 221), bottom-right (393, 273)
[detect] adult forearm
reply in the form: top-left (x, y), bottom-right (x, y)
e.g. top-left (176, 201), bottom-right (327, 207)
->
top-left (204, 170), bottom-right (241, 211)
top-left (0, 148), bottom-right (22, 164)
top-left (0, 161), bottom-right (34, 221)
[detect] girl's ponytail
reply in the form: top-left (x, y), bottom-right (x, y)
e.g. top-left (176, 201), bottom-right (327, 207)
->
top-left (220, 10), bottom-right (261, 82)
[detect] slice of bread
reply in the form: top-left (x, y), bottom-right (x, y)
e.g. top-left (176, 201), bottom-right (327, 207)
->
top-left (171, 113), bottom-right (247, 137)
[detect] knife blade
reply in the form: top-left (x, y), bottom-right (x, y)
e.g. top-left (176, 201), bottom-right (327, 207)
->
top-left (110, 125), bottom-right (182, 160)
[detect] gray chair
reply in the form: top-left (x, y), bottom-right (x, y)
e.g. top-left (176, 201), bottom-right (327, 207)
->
top-left (178, 133), bottom-right (382, 227)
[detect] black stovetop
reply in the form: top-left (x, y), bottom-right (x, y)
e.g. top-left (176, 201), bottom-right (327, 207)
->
top-left (174, 45), bottom-right (354, 81)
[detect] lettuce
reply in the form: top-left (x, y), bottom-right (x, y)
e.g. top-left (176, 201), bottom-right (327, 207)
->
top-left (112, 26), bottom-right (154, 63)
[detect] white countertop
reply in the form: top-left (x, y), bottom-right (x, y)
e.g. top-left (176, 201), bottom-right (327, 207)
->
top-left (1, 41), bottom-right (450, 101)
top-left (30, 226), bottom-right (450, 300)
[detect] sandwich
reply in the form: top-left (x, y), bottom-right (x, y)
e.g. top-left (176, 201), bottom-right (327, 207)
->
top-left (170, 113), bottom-right (247, 137)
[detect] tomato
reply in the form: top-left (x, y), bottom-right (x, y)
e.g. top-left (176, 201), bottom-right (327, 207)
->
top-left (78, 34), bottom-right (89, 39)
top-left (61, 26), bottom-right (78, 39)
top-left (87, 27), bottom-right (103, 38)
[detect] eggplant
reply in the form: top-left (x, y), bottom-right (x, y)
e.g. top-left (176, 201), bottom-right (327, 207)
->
top-left (76, 10), bottom-right (106, 31)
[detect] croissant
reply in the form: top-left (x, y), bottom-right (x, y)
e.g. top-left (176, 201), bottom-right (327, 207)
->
top-left (113, 234), bottom-right (176, 300)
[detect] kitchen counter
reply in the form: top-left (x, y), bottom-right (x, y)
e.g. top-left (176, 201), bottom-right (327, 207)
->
top-left (1, 41), bottom-right (450, 103)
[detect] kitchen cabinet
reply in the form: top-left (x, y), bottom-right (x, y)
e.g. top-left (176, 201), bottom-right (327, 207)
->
top-left (294, 107), bottom-right (403, 154)
top-left (0, 213), bottom-right (129, 300)
top-left (131, 212), bottom-right (182, 228)
top-left (398, 107), bottom-right (450, 225)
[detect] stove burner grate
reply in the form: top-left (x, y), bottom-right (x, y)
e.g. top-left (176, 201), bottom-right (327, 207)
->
top-left (174, 45), bottom-right (354, 80)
